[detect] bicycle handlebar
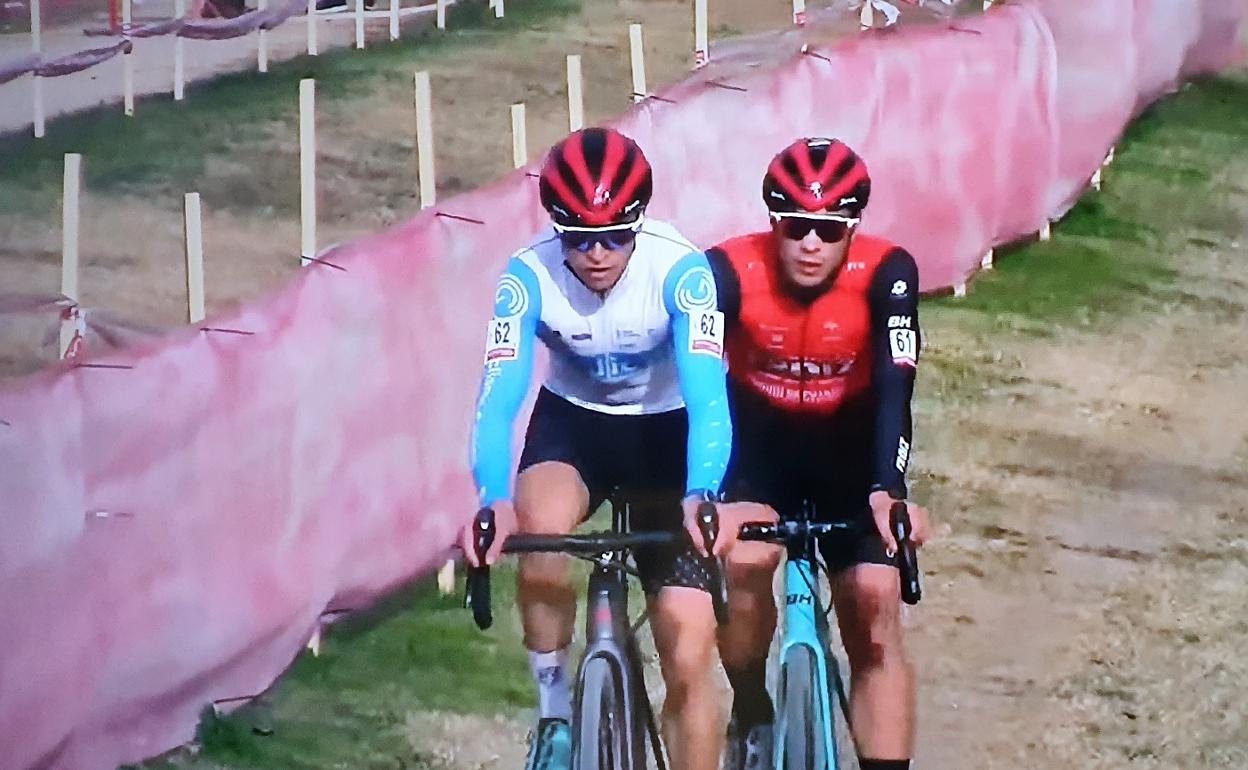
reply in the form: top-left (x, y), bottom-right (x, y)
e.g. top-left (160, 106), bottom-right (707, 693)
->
top-left (737, 504), bottom-right (922, 606)
top-left (695, 501), bottom-right (730, 626)
top-left (464, 505), bottom-right (732, 631)
top-left (890, 501), bottom-right (922, 605)
top-left (466, 509), bottom-right (496, 630)
top-left (464, 498), bottom-right (922, 632)
top-left (502, 530), bottom-right (681, 554)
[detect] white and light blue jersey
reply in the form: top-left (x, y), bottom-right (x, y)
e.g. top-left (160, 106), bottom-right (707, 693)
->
top-left (471, 218), bottom-right (732, 506)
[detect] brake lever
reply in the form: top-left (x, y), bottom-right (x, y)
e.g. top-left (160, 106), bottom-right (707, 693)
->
top-left (465, 507), bottom-right (496, 629)
top-left (890, 501), bottom-right (922, 605)
top-left (696, 501), bottom-right (731, 626)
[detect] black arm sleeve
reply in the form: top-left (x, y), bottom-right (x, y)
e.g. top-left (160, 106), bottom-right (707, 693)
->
top-left (704, 246), bottom-right (741, 323)
top-left (867, 248), bottom-right (921, 497)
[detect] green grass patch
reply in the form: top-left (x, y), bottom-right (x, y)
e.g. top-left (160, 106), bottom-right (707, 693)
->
top-left (136, 573), bottom-right (534, 769)
top-left (926, 71), bottom-right (1248, 333)
top-left (0, 0), bottom-right (581, 215)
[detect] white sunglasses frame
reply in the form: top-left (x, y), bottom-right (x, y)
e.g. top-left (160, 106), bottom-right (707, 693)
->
top-left (551, 214), bottom-right (647, 235)
top-left (768, 211), bottom-right (861, 226)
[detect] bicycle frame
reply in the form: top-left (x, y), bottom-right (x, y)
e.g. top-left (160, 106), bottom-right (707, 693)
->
top-left (572, 503), bottom-right (650, 770)
top-left (466, 500), bottom-right (678, 770)
top-left (774, 545), bottom-right (848, 770)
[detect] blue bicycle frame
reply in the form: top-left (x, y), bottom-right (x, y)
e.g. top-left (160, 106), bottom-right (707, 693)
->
top-left (775, 550), bottom-right (848, 770)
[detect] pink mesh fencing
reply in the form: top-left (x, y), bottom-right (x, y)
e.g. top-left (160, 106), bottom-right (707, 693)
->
top-left (0, 2), bottom-right (1243, 768)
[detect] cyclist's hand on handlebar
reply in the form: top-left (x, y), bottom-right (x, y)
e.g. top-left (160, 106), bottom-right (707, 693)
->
top-left (459, 500), bottom-right (517, 567)
top-left (717, 501), bottom-right (778, 554)
top-left (682, 494), bottom-right (714, 557)
top-left (868, 490), bottom-right (929, 557)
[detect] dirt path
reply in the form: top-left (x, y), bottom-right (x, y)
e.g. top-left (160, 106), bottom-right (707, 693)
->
top-left (4, 2), bottom-right (1245, 768)
top-left (909, 233), bottom-right (1248, 766)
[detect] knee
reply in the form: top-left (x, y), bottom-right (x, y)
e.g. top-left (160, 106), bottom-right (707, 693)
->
top-left (726, 543), bottom-right (782, 589)
top-left (516, 553), bottom-right (572, 594)
top-left (841, 582), bottom-right (906, 669)
top-left (655, 609), bottom-right (716, 702)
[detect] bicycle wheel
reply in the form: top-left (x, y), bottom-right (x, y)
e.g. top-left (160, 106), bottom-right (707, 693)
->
top-left (778, 646), bottom-right (829, 770)
top-left (575, 656), bottom-right (630, 770)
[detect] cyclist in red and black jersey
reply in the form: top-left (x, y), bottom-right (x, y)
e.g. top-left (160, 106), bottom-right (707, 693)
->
top-left (706, 138), bottom-right (931, 770)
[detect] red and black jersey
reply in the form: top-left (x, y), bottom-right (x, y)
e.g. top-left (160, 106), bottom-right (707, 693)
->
top-left (706, 232), bottom-right (920, 496)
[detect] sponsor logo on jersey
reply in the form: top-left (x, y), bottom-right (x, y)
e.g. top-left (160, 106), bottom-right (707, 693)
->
top-left (673, 265), bottom-right (718, 313)
top-left (895, 435), bottom-right (910, 473)
top-left (495, 274), bottom-right (530, 316)
top-left (887, 314), bottom-right (912, 329)
top-left (760, 354), bottom-right (855, 379)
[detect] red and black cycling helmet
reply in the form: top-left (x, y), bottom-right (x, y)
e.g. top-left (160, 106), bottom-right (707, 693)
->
top-left (539, 128), bottom-right (653, 229)
top-left (763, 137), bottom-right (871, 216)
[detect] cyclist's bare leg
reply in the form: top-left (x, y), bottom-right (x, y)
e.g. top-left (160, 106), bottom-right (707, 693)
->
top-left (649, 587), bottom-right (722, 770)
top-left (831, 563), bottom-right (915, 760)
top-left (514, 461), bottom-right (590, 653)
top-left (719, 540), bottom-right (782, 670)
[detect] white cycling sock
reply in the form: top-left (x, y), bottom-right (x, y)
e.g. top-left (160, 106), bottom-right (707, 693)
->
top-left (529, 647), bottom-right (573, 722)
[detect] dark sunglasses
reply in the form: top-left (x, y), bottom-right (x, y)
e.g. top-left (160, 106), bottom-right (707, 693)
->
top-left (773, 213), bottom-right (859, 243)
top-left (558, 228), bottom-right (639, 253)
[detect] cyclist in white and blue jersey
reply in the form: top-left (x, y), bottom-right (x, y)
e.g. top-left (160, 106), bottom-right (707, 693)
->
top-left (459, 128), bottom-right (733, 770)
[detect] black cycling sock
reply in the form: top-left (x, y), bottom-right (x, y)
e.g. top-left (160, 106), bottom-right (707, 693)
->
top-left (725, 661), bottom-right (773, 727)
top-left (857, 759), bottom-right (910, 770)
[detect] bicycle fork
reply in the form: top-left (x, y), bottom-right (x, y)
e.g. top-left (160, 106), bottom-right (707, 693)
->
top-left (775, 556), bottom-right (842, 770)
top-left (576, 559), bottom-right (648, 770)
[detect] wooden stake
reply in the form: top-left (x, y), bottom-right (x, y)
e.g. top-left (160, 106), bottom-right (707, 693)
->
top-left (389, 0), bottom-right (399, 41)
top-left (629, 24), bottom-right (646, 102)
top-left (354, 0), bottom-right (365, 49)
top-left (174, 0), bottom-right (185, 100)
top-left (414, 71), bottom-right (436, 209)
top-left (511, 103), bottom-right (527, 169)
top-left (566, 54), bottom-right (584, 132)
top-left (300, 79), bottom-right (317, 266)
top-left (307, 0), bottom-right (318, 56)
top-left (437, 560), bottom-right (455, 595)
top-left (792, 0), bottom-right (806, 26)
top-left (123, 0), bottom-right (135, 116)
top-left (31, 0), bottom-right (44, 138)
top-left (693, 0), bottom-right (708, 68)
top-left (60, 154), bottom-right (81, 357)
top-left (258, 0), bottom-right (269, 72)
top-left (184, 193), bottom-right (205, 324)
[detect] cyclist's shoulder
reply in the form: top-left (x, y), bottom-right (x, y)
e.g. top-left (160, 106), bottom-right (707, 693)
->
top-left (504, 228), bottom-right (561, 273)
top-left (635, 219), bottom-right (704, 278)
top-left (708, 231), bottom-right (773, 274)
top-left (852, 234), bottom-right (915, 271)
top-left (636, 217), bottom-right (697, 253)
